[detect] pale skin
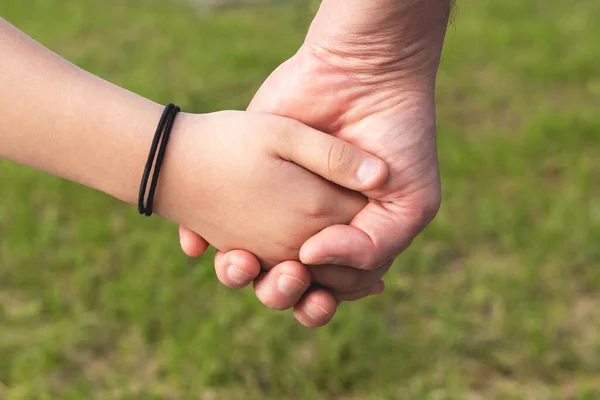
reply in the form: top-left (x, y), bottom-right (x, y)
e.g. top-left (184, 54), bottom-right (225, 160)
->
top-left (180, 0), bottom-right (452, 327)
top-left (0, 18), bottom-right (389, 282)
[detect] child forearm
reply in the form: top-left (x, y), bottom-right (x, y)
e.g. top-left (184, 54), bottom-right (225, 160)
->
top-left (0, 18), bottom-right (388, 268)
top-left (0, 18), bottom-right (163, 205)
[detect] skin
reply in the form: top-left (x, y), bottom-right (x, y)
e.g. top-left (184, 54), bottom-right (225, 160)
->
top-left (180, 0), bottom-right (452, 327)
top-left (0, 19), bottom-right (388, 269)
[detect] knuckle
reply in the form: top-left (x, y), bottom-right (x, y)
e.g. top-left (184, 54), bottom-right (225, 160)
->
top-left (301, 194), bottom-right (330, 220)
top-left (273, 244), bottom-right (301, 263)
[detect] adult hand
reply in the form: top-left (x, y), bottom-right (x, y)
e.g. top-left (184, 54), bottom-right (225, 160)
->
top-left (180, 0), bottom-right (451, 327)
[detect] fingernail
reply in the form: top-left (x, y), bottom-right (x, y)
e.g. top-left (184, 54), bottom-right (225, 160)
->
top-left (277, 274), bottom-right (307, 296)
top-left (357, 158), bottom-right (379, 184)
top-left (304, 301), bottom-right (329, 320)
top-left (228, 265), bottom-right (252, 284)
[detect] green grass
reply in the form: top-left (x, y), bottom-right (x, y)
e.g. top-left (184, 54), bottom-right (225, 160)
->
top-left (1, 0), bottom-right (599, 398)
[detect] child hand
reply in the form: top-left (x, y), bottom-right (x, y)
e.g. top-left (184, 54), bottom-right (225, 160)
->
top-left (153, 110), bottom-right (388, 267)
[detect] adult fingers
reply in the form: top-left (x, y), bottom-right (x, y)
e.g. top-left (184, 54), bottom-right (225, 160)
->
top-left (293, 287), bottom-right (338, 328)
top-left (300, 199), bottom-right (433, 270)
top-left (307, 259), bottom-right (393, 293)
top-left (179, 225), bottom-right (210, 257)
top-left (334, 280), bottom-right (385, 302)
top-left (213, 249), bottom-right (261, 289)
top-left (253, 261), bottom-right (312, 311)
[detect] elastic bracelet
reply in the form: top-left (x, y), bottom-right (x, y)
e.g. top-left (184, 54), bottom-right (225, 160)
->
top-left (138, 103), bottom-right (180, 216)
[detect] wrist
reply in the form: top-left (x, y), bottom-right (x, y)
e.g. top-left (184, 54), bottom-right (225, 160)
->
top-left (96, 98), bottom-right (166, 207)
top-left (304, 0), bottom-right (451, 86)
top-left (294, 42), bottom-right (438, 99)
top-left (140, 111), bottom-right (212, 222)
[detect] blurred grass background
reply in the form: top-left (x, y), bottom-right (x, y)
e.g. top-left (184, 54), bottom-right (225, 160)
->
top-left (1, 0), bottom-right (599, 398)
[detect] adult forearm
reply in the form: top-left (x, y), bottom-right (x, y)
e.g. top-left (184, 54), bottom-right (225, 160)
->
top-left (305, 0), bottom-right (451, 76)
top-left (0, 18), bottom-right (163, 205)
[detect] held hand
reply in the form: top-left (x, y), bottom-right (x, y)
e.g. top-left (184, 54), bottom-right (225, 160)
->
top-left (159, 111), bottom-right (387, 266)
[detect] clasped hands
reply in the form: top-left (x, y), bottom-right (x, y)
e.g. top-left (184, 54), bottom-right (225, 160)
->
top-left (0, 1), bottom-right (450, 327)
top-left (171, 1), bottom-right (449, 327)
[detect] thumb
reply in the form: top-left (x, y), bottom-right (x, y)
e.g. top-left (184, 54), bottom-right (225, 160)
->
top-left (274, 122), bottom-right (388, 192)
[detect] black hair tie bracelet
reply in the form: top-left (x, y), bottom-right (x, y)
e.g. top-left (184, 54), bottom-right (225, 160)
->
top-left (138, 103), bottom-right (180, 217)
